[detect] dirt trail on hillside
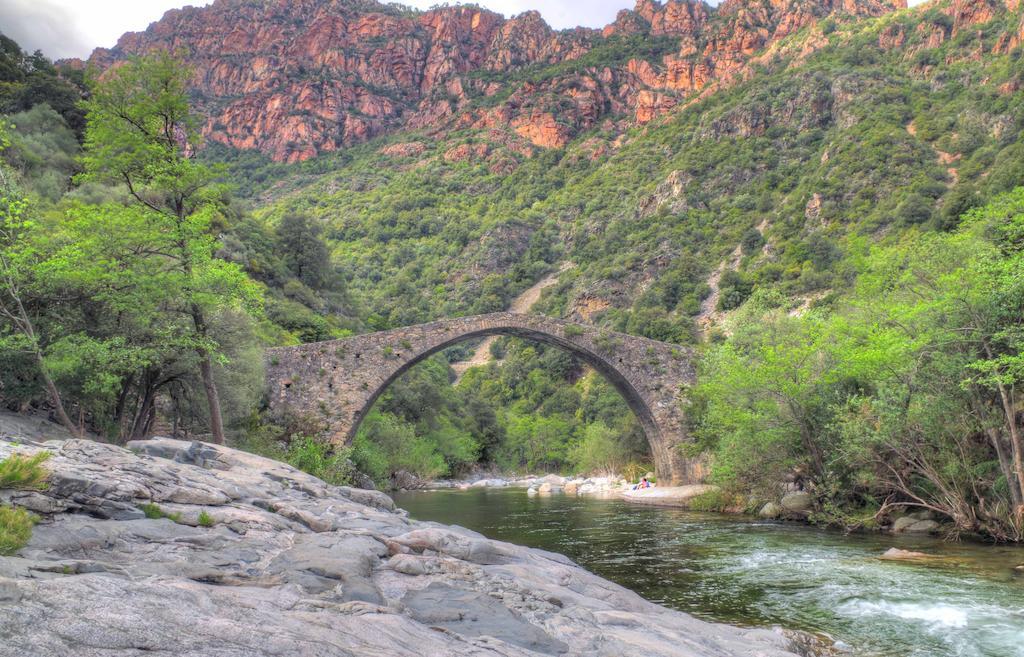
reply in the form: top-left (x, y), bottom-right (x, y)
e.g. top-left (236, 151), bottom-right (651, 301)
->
top-left (696, 245), bottom-right (742, 336)
top-left (451, 263), bottom-right (571, 379)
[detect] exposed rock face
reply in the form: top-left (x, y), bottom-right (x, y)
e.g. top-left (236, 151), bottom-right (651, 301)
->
top-left (89, 0), bottom-right (907, 162)
top-left (0, 437), bottom-right (806, 656)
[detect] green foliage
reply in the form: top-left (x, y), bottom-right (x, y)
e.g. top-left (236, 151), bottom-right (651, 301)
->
top-left (139, 503), bottom-right (182, 523)
top-left (0, 451), bottom-right (50, 490)
top-left (284, 436), bottom-right (355, 486)
top-left (695, 189), bottom-right (1024, 540)
top-left (197, 510), bottom-right (215, 527)
top-left (4, 104), bottom-right (79, 202)
top-left (688, 489), bottom-right (742, 513)
top-left (354, 411), bottom-right (447, 483)
top-left (0, 34), bottom-right (86, 137)
top-left (570, 421), bottom-right (629, 475)
top-left (0, 504), bottom-right (36, 555)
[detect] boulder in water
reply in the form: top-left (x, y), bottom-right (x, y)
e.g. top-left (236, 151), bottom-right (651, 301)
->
top-left (780, 491), bottom-right (813, 513)
top-left (892, 517), bottom-right (940, 534)
top-left (391, 469), bottom-right (421, 490)
top-left (880, 548), bottom-right (934, 561)
top-left (906, 519), bottom-right (940, 533)
top-left (759, 502), bottom-right (782, 518)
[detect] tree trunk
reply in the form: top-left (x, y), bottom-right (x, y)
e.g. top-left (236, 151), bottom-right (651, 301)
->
top-left (995, 383), bottom-right (1024, 513)
top-left (1, 277), bottom-right (80, 438)
top-left (130, 379), bottom-right (157, 441)
top-left (971, 393), bottom-right (1023, 507)
top-left (198, 352), bottom-right (225, 444)
top-left (35, 351), bottom-right (80, 438)
top-left (981, 340), bottom-right (1023, 513)
top-left (986, 426), bottom-right (1022, 508)
top-left (113, 372), bottom-right (135, 441)
top-left (189, 303), bottom-right (226, 445)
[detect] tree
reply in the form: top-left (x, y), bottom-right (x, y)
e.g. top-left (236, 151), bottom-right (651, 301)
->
top-left (78, 51), bottom-right (260, 444)
top-left (275, 213), bottom-right (332, 290)
top-left (0, 126), bottom-right (77, 434)
top-left (570, 421), bottom-right (627, 475)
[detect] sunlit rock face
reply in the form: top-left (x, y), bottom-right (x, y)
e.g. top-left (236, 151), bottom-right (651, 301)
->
top-left (88, 0), bottom-right (906, 162)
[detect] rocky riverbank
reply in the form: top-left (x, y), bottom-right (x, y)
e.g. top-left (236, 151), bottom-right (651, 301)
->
top-left (0, 437), bottom-right (814, 657)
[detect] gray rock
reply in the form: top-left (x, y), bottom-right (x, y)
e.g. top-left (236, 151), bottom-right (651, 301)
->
top-left (891, 516), bottom-right (919, 533)
top-left (891, 517), bottom-right (940, 534)
top-left (905, 519), bottom-right (940, 534)
top-left (402, 582), bottom-right (569, 655)
top-left (759, 502), bottom-right (782, 518)
top-left (391, 469), bottom-right (421, 490)
top-left (0, 436), bottom-right (807, 657)
top-left (780, 491), bottom-right (813, 513)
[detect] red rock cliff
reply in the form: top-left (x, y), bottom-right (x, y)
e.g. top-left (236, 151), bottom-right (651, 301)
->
top-left (90, 0), bottom-right (909, 162)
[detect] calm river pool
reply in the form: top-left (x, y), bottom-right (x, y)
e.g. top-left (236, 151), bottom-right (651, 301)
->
top-left (392, 487), bottom-right (1024, 657)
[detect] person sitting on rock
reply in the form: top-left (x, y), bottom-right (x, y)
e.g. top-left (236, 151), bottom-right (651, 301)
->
top-left (633, 477), bottom-right (651, 490)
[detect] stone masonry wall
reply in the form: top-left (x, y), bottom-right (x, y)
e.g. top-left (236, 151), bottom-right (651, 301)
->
top-left (266, 312), bottom-right (702, 484)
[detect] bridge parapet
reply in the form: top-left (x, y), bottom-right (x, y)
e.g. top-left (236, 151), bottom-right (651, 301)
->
top-left (266, 312), bottom-right (703, 485)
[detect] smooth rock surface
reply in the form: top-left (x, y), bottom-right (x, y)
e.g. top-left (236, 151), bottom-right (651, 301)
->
top-left (779, 491), bottom-right (813, 513)
top-left (620, 484), bottom-right (718, 507)
top-left (0, 437), bottom-right (805, 657)
top-left (879, 548), bottom-right (934, 561)
top-left (904, 519), bottom-right (940, 534)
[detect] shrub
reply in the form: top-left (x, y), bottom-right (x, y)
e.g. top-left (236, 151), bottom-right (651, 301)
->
top-left (285, 436), bottom-right (355, 486)
top-left (139, 503), bottom-right (182, 523)
top-left (0, 451), bottom-right (51, 490)
top-left (688, 488), bottom-right (741, 513)
top-left (563, 324), bottom-right (585, 337)
top-left (570, 422), bottom-right (628, 475)
top-left (622, 462), bottom-right (653, 483)
top-left (0, 505), bottom-right (37, 555)
top-left (197, 511), bottom-right (215, 527)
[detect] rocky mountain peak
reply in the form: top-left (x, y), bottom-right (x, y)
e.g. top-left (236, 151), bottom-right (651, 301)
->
top-left (88, 0), bottom-right (914, 162)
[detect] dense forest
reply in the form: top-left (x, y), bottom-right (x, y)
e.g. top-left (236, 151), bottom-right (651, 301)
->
top-left (1, 0), bottom-right (1023, 540)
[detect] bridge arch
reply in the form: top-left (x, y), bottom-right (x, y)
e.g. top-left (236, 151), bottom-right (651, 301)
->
top-left (266, 313), bottom-right (701, 485)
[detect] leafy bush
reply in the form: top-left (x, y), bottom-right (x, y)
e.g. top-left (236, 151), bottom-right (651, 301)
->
top-left (688, 489), bottom-right (742, 513)
top-left (139, 503), bottom-right (182, 522)
top-left (0, 505), bottom-right (37, 555)
top-left (570, 422), bottom-right (628, 475)
top-left (285, 437), bottom-right (355, 486)
top-left (0, 451), bottom-right (50, 490)
top-left (198, 511), bottom-right (215, 527)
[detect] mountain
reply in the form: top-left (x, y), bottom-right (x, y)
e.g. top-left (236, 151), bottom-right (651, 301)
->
top-left (89, 0), bottom-right (905, 162)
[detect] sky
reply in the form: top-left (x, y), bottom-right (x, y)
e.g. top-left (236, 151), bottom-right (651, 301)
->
top-left (0, 0), bottom-right (625, 60)
top-left (1, 0), bottom-right (927, 61)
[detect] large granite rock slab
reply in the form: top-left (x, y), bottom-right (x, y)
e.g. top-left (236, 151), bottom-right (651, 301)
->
top-left (0, 437), bottom-right (805, 657)
top-left (620, 484), bottom-right (719, 507)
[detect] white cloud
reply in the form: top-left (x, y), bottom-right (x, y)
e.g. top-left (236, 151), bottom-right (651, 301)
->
top-left (0, 0), bottom-right (214, 60)
top-left (402, 0), bottom-right (625, 29)
top-left (1, 0), bottom-right (932, 61)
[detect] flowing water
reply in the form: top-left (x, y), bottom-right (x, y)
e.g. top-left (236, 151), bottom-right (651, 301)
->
top-left (392, 487), bottom-right (1024, 657)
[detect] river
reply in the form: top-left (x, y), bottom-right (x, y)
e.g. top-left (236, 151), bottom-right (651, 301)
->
top-left (392, 487), bottom-right (1024, 657)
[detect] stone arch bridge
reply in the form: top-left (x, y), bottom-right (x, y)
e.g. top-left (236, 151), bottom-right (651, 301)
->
top-left (265, 312), bottom-right (702, 485)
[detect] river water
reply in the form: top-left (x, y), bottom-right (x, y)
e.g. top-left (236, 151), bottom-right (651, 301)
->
top-left (392, 487), bottom-right (1024, 657)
